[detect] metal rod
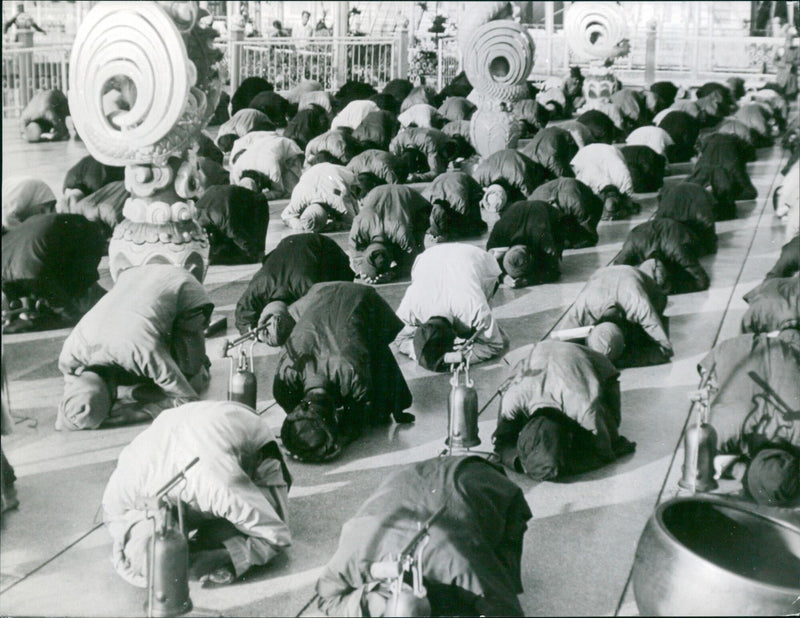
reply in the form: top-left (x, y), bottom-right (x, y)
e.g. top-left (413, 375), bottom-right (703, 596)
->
top-left (154, 457), bottom-right (200, 500)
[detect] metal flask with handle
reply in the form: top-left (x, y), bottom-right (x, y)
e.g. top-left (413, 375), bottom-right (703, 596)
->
top-left (678, 368), bottom-right (718, 493)
top-left (138, 458), bottom-right (200, 618)
top-left (444, 351), bottom-right (481, 450)
top-left (222, 331), bottom-right (261, 410)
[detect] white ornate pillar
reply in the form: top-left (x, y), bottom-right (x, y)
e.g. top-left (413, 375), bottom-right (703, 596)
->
top-left (459, 2), bottom-right (536, 157)
top-left (68, 1), bottom-right (224, 282)
top-left (564, 2), bottom-right (630, 111)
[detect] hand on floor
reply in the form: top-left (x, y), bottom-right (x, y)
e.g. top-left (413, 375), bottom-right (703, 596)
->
top-left (189, 549), bottom-right (235, 587)
top-left (392, 410), bottom-right (415, 424)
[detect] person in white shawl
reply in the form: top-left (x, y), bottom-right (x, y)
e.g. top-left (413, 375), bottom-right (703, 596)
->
top-left (395, 243), bottom-right (508, 369)
top-left (281, 163), bottom-right (358, 232)
top-left (102, 401), bottom-right (291, 587)
top-left (229, 131), bottom-right (304, 200)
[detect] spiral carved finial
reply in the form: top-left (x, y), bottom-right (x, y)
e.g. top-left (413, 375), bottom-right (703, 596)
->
top-left (463, 21), bottom-right (535, 103)
top-left (564, 1), bottom-right (629, 63)
top-left (68, 1), bottom-right (193, 166)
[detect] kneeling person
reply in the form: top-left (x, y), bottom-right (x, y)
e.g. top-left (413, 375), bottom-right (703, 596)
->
top-left (560, 264), bottom-right (674, 367)
top-left (493, 340), bottom-right (636, 479)
top-left (272, 282), bottom-right (414, 462)
top-left (395, 243), bottom-right (508, 368)
top-left (102, 401), bottom-right (292, 587)
top-left (315, 456), bottom-right (532, 617)
top-left (57, 265), bottom-right (213, 431)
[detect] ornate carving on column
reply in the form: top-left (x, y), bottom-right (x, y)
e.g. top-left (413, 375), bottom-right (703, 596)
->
top-left (564, 2), bottom-right (630, 113)
top-left (68, 1), bottom-right (223, 282)
top-left (460, 2), bottom-right (535, 157)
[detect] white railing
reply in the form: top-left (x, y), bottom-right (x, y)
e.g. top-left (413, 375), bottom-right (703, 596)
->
top-left (527, 29), bottom-right (785, 84)
top-left (436, 36), bottom-right (460, 91)
top-left (234, 36), bottom-right (400, 93)
top-left (2, 43), bottom-right (71, 118)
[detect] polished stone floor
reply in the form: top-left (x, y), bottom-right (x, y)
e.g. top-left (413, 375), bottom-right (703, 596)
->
top-left (0, 117), bottom-right (793, 617)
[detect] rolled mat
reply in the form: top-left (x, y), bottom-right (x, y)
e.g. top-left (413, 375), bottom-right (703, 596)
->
top-left (463, 20), bottom-right (535, 102)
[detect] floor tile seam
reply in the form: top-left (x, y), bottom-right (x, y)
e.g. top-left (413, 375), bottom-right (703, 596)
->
top-left (612, 147), bottom-right (788, 617)
top-left (0, 523), bottom-right (103, 596)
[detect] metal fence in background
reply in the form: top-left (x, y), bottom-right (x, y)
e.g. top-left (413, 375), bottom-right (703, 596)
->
top-left (235, 36), bottom-right (401, 93)
top-left (527, 29), bottom-right (785, 83)
top-left (2, 43), bottom-right (71, 118)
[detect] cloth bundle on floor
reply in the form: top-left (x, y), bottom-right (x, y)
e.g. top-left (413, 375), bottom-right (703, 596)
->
top-left (655, 182), bottom-right (718, 255)
top-left (315, 456), bottom-right (531, 617)
top-left (234, 233), bottom-right (354, 334)
top-left (486, 200), bottom-right (564, 285)
top-left (473, 149), bottom-right (549, 203)
top-left (349, 185), bottom-right (431, 281)
top-left (614, 218), bottom-right (710, 294)
top-left (529, 177), bottom-right (602, 248)
top-left (196, 185), bottom-right (269, 265)
top-left (423, 172), bottom-right (487, 241)
top-left (520, 126), bottom-right (579, 179)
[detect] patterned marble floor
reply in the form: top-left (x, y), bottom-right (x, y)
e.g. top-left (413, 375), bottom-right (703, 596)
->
top-left (0, 118), bottom-right (793, 617)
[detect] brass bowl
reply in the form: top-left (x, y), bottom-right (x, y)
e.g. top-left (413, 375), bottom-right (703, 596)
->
top-left (632, 496), bottom-right (800, 616)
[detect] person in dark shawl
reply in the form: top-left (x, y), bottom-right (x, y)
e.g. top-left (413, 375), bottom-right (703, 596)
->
top-left (315, 456), bottom-right (532, 617)
top-left (283, 104), bottom-right (330, 151)
top-left (493, 340), bottom-right (636, 480)
top-left (234, 233), bottom-right (354, 336)
top-left (272, 282), bottom-right (414, 462)
top-left (2, 213), bottom-right (105, 333)
top-left (196, 185), bottom-right (269, 265)
top-left (486, 201), bottom-right (564, 288)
